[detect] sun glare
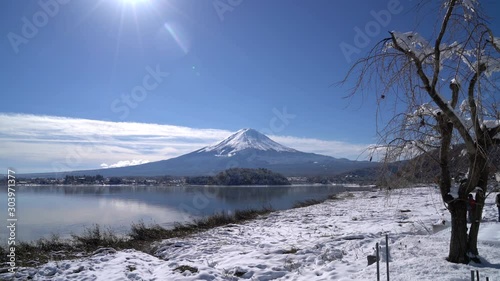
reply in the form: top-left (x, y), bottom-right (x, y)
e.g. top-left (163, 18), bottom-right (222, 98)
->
top-left (121, 0), bottom-right (148, 6)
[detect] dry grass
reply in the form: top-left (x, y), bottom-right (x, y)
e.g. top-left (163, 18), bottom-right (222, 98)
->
top-left (0, 208), bottom-right (274, 267)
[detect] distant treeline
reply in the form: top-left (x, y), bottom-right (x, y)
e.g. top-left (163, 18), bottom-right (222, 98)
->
top-left (5, 175), bottom-right (185, 186)
top-left (62, 175), bottom-right (183, 185)
top-left (186, 168), bottom-right (290, 185)
top-left (63, 175), bottom-right (105, 184)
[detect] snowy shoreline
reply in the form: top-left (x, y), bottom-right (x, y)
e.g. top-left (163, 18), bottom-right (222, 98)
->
top-left (3, 186), bottom-right (500, 280)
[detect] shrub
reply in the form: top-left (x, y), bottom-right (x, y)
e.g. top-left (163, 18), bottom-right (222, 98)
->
top-left (293, 199), bottom-right (322, 208)
top-left (71, 224), bottom-right (122, 250)
top-left (130, 220), bottom-right (169, 241)
top-left (174, 265), bottom-right (198, 273)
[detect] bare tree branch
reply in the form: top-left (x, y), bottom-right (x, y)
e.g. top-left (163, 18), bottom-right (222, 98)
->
top-left (431, 0), bottom-right (458, 89)
top-left (389, 32), bottom-right (477, 154)
top-left (467, 63), bottom-right (486, 139)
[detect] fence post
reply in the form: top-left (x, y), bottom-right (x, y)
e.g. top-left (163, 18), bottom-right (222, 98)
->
top-left (471, 270), bottom-right (474, 281)
top-left (376, 242), bottom-right (380, 281)
top-left (476, 270), bottom-right (479, 281)
top-left (386, 234), bottom-right (389, 281)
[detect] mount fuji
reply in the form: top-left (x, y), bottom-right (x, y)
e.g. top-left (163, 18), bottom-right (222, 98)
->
top-left (38, 129), bottom-right (378, 177)
top-left (197, 128), bottom-right (297, 157)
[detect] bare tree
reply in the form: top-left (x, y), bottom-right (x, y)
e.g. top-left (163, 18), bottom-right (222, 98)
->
top-left (344, 0), bottom-right (500, 263)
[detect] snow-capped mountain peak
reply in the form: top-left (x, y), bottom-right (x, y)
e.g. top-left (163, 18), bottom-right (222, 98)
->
top-left (199, 128), bottom-right (296, 157)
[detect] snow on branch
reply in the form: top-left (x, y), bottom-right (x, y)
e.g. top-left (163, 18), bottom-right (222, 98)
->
top-left (482, 57), bottom-right (500, 77)
top-left (491, 36), bottom-right (500, 53)
top-left (460, 0), bottom-right (477, 11)
top-left (446, 0), bottom-right (478, 21)
top-left (460, 0), bottom-right (477, 20)
top-left (461, 50), bottom-right (500, 77)
top-left (386, 32), bottom-right (433, 63)
top-left (483, 120), bottom-right (500, 130)
top-left (414, 103), bottom-right (442, 117)
top-left (386, 31), bottom-right (463, 70)
top-left (387, 31), bottom-right (500, 77)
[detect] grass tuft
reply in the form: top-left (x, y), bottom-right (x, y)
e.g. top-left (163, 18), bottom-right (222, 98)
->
top-left (292, 199), bottom-right (322, 208)
top-left (130, 220), bottom-right (170, 241)
top-left (328, 194), bottom-right (340, 200)
top-left (71, 224), bottom-right (123, 251)
top-left (174, 265), bottom-right (198, 274)
top-left (282, 247), bottom-right (299, 254)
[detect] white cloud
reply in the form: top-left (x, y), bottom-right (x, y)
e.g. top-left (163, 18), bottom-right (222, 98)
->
top-left (101, 159), bottom-right (150, 169)
top-left (270, 135), bottom-right (373, 161)
top-left (0, 113), bottom-right (229, 173)
top-left (0, 113), bottom-right (374, 173)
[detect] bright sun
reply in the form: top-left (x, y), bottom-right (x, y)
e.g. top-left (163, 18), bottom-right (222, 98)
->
top-left (121, 0), bottom-right (148, 5)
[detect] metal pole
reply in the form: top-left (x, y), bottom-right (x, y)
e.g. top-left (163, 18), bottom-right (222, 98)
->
top-left (376, 242), bottom-right (380, 281)
top-left (386, 234), bottom-right (389, 281)
top-left (476, 270), bottom-right (479, 281)
top-left (471, 270), bottom-right (475, 281)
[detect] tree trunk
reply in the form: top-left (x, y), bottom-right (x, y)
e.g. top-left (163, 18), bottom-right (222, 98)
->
top-left (466, 152), bottom-right (490, 256)
top-left (468, 194), bottom-right (483, 256)
top-left (436, 113), bottom-right (470, 263)
top-left (437, 114), bottom-right (454, 197)
top-left (447, 196), bottom-right (469, 263)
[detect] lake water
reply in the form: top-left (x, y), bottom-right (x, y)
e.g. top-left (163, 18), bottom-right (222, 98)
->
top-left (0, 184), bottom-right (371, 242)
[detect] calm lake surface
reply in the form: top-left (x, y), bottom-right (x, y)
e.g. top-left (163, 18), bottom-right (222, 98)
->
top-left (1, 184), bottom-right (371, 242)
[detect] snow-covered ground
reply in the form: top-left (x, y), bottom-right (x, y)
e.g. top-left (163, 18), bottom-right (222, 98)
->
top-left (4, 186), bottom-right (500, 280)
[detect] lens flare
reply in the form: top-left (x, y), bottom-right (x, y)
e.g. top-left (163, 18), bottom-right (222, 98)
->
top-left (164, 23), bottom-right (190, 55)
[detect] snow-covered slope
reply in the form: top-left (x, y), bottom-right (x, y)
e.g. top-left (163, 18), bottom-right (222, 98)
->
top-left (6, 187), bottom-right (500, 280)
top-left (198, 128), bottom-right (297, 157)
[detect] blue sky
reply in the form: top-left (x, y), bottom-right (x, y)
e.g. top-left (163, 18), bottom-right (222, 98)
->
top-left (2, 0), bottom-right (500, 173)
